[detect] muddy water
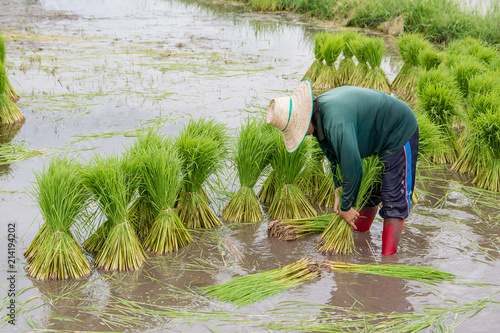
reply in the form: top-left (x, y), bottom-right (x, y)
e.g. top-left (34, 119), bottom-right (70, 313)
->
top-left (1, 0), bottom-right (499, 332)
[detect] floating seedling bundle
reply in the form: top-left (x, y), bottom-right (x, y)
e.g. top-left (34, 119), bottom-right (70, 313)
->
top-left (202, 258), bottom-right (320, 307)
top-left (337, 30), bottom-right (360, 87)
top-left (302, 32), bottom-right (329, 86)
top-left (315, 33), bottom-right (344, 90)
top-left (267, 129), bottom-right (317, 219)
top-left (138, 139), bottom-right (193, 254)
top-left (357, 36), bottom-right (391, 93)
top-left (176, 118), bottom-right (228, 229)
top-left (26, 157), bottom-right (91, 280)
top-left (317, 155), bottom-right (384, 255)
top-left (324, 261), bottom-right (455, 283)
top-left (267, 213), bottom-right (333, 241)
top-left (295, 136), bottom-right (326, 197)
top-left (82, 154), bottom-right (146, 271)
top-left (0, 36), bottom-right (20, 103)
top-left (222, 118), bottom-right (273, 223)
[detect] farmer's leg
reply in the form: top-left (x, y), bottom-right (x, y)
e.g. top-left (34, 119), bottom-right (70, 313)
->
top-left (379, 128), bottom-right (419, 255)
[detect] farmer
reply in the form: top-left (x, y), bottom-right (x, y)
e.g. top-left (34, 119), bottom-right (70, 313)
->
top-left (266, 80), bottom-right (418, 255)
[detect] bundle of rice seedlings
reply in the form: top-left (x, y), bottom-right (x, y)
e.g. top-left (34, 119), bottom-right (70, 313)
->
top-left (347, 34), bottom-right (370, 87)
top-left (325, 261), bottom-right (455, 283)
top-left (414, 112), bottom-right (448, 165)
top-left (417, 68), bottom-right (463, 164)
top-left (448, 55), bottom-right (486, 98)
top-left (0, 64), bottom-right (24, 124)
top-left (176, 118), bottom-right (228, 229)
top-left (302, 32), bottom-right (329, 86)
top-left (447, 37), bottom-right (499, 66)
top-left (392, 33), bottom-right (432, 94)
top-left (317, 156), bottom-right (384, 255)
top-left (222, 118), bottom-right (273, 223)
top-left (26, 157), bottom-right (91, 280)
top-left (312, 166), bottom-right (340, 208)
top-left (202, 258), bottom-right (320, 307)
top-left (267, 131), bottom-right (317, 219)
top-left (467, 72), bottom-right (500, 101)
top-left (0, 36), bottom-right (19, 102)
top-left (357, 37), bottom-right (391, 93)
top-left (82, 154), bottom-right (146, 271)
top-left (257, 127), bottom-right (282, 204)
top-left (315, 33), bottom-right (344, 90)
top-left (267, 214), bottom-right (333, 241)
top-left (337, 30), bottom-right (360, 86)
top-left (138, 141), bottom-right (193, 254)
top-left (295, 137), bottom-right (326, 197)
top-left (418, 48), bottom-right (443, 71)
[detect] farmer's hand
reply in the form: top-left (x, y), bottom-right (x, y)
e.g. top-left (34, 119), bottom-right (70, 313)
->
top-left (339, 208), bottom-right (359, 230)
top-left (333, 187), bottom-right (341, 214)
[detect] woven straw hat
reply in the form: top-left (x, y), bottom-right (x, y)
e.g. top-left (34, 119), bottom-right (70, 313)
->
top-left (266, 80), bottom-right (313, 153)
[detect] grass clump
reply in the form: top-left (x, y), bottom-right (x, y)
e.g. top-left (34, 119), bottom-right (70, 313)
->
top-left (315, 33), bottom-right (344, 90)
top-left (222, 118), bottom-right (273, 222)
top-left (317, 155), bottom-right (383, 255)
top-left (26, 157), bottom-right (91, 280)
top-left (202, 258), bottom-right (320, 307)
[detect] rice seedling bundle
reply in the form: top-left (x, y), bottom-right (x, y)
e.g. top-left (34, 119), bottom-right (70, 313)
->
top-left (414, 112), bottom-right (447, 165)
top-left (337, 30), bottom-right (360, 86)
top-left (326, 261), bottom-right (455, 283)
top-left (296, 136), bottom-right (326, 197)
top-left (416, 68), bottom-right (462, 164)
top-left (392, 33), bottom-right (432, 94)
top-left (26, 157), bottom-right (91, 280)
top-left (447, 55), bottom-right (486, 98)
top-left (202, 258), bottom-right (320, 307)
top-left (302, 32), bottom-right (329, 86)
top-left (258, 127), bottom-right (283, 204)
top-left (222, 118), bottom-right (273, 223)
top-left (137, 141), bottom-right (193, 254)
top-left (0, 36), bottom-right (19, 102)
top-left (82, 154), bottom-right (146, 271)
top-left (267, 131), bottom-right (317, 219)
top-left (267, 214), bottom-right (333, 241)
top-left (346, 34), bottom-right (370, 87)
top-left (317, 155), bottom-right (383, 255)
top-left (312, 167), bottom-right (336, 207)
top-left (447, 37), bottom-right (499, 66)
top-left (357, 36), bottom-right (391, 93)
top-left (176, 118), bottom-right (228, 229)
top-left (0, 64), bottom-right (24, 124)
top-left (315, 33), bottom-right (344, 90)
top-left (417, 48), bottom-right (443, 71)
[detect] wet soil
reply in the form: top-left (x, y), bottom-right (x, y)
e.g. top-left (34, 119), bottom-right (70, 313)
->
top-left (1, 0), bottom-right (499, 332)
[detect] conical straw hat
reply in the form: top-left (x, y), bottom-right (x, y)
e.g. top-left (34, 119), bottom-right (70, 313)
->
top-left (266, 80), bottom-right (313, 153)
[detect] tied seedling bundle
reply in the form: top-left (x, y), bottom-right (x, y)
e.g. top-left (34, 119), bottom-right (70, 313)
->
top-left (324, 261), bottom-right (455, 283)
top-left (447, 37), bottom-right (499, 67)
top-left (392, 33), bottom-right (432, 94)
top-left (415, 112), bottom-right (448, 165)
top-left (357, 36), bottom-right (391, 93)
top-left (296, 136), bottom-right (326, 197)
top-left (317, 156), bottom-right (384, 255)
top-left (302, 32), bottom-right (329, 87)
top-left (257, 128), bottom-right (282, 204)
top-left (313, 165), bottom-right (342, 208)
top-left (337, 30), bottom-right (360, 86)
top-left (139, 140), bottom-right (193, 254)
top-left (347, 34), bottom-right (370, 87)
top-left (416, 67), bottom-right (463, 164)
top-left (176, 118), bottom-right (228, 229)
top-left (268, 129), bottom-right (317, 219)
top-left (82, 154), bottom-right (146, 271)
top-left (0, 60), bottom-right (24, 124)
top-left (202, 258), bottom-right (320, 307)
top-left (267, 213), bottom-right (333, 241)
top-left (315, 33), bottom-right (344, 90)
top-left (26, 157), bottom-right (91, 280)
top-left (222, 118), bottom-right (273, 223)
top-left (0, 36), bottom-right (20, 103)
top-left (446, 55), bottom-right (486, 99)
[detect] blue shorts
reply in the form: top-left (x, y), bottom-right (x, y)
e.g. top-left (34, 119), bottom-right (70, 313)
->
top-left (366, 128), bottom-right (419, 219)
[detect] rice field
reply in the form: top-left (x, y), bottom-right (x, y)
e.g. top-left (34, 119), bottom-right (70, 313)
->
top-left (1, 0), bottom-right (500, 331)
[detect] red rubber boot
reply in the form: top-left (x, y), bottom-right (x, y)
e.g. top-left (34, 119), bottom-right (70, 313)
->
top-left (382, 218), bottom-right (404, 255)
top-left (354, 206), bottom-right (378, 232)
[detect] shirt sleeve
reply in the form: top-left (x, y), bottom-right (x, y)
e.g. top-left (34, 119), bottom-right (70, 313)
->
top-left (325, 122), bottom-right (363, 212)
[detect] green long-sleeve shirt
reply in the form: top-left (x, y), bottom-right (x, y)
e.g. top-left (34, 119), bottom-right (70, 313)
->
top-left (313, 86), bottom-right (418, 212)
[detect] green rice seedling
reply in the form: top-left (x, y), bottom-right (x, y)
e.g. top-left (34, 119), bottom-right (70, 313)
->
top-left (312, 167), bottom-right (336, 207)
top-left (258, 127), bottom-right (282, 204)
top-left (0, 64), bottom-right (24, 124)
top-left (337, 30), bottom-right (360, 86)
top-left (418, 48), bottom-right (443, 71)
top-left (202, 258), bottom-right (320, 307)
top-left (268, 131), bottom-right (317, 219)
top-left (326, 261), bottom-right (455, 283)
top-left (139, 142), bottom-right (193, 254)
top-left (417, 68), bottom-right (463, 164)
top-left (302, 32), bottom-right (329, 86)
top-left (317, 155), bottom-right (383, 255)
top-left (267, 214), bottom-right (333, 241)
top-left (82, 154), bottom-right (146, 271)
top-left (346, 34), bottom-right (370, 87)
top-left (296, 137), bottom-right (326, 197)
top-left (448, 55), bottom-right (486, 98)
top-left (315, 33), bottom-right (344, 90)
top-left (222, 118), bottom-right (273, 223)
top-left (447, 37), bottom-right (499, 66)
top-left (414, 112), bottom-right (448, 165)
top-left (26, 157), bottom-right (91, 280)
top-left (357, 36), bottom-right (390, 93)
top-left (0, 37), bottom-right (19, 102)
top-left (392, 33), bottom-right (432, 94)
top-left (467, 72), bottom-right (500, 104)
top-left (176, 118), bottom-right (228, 229)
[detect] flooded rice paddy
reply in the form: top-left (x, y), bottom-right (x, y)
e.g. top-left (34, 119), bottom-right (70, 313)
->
top-left (1, 0), bottom-right (500, 331)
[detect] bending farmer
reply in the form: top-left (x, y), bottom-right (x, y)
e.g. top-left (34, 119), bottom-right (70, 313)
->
top-left (266, 80), bottom-right (418, 255)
